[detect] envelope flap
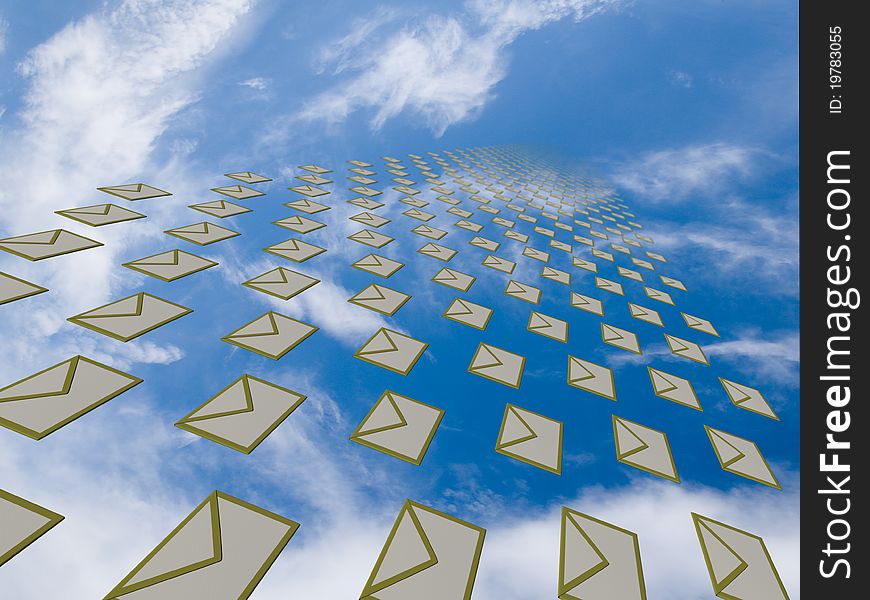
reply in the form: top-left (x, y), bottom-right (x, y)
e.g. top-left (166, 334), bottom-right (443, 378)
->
top-left (696, 518), bottom-right (747, 592)
top-left (629, 304), bottom-right (648, 317)
top-left (721, 379), bottom-right (753, 403)
top-left (361, 330), bottom-right (400, 355)
top-left (420, 243), bottom-right (439, 253)
top-left (229, 313), bottom-right (279, 338)
top-left (364, 503), bottom-right (438, 595)
top-left (0, 357), bottom-right (77, 402)
top-left (357, 255), bottom-right (384, 267)
top-left (708, 428), bottom-right (746, 465)
top-left (684, 314), bottom-right (704, 327)
top-left (614, 418), bottom-right (649, 457)
top-left (109, 493), bottom-right (222, 597)
top-left (181, 376), bottom-right (254, 422)
top-left (568, 357), bottom-right (595, 381)
top-left (249, 268), bottom-right (291, 285)
top-left (499, 406), bottom-right (537, 447)
top-left (561, 511), bottom-right (609, 593)
top-left (448, 300), bottom-right (475, 316)
top-left (602, 324), bottom-right (624, 340)
top-left (355, 285), bottom-right (388, 302)
top-left (506, 281), bottom-right (527, 295)
top-left (649, 369), bottom-right (679, 394)
top-left (78, 293), bottom-right (144, 319)
top-left (134, 250), bottom-right (181, 266)
top-left (357, 393), bottom-right (407, 435)
top-left (472, 345), bottom-right (504, 370)
top-left (529, 312), bottom-right (553, 330)
top-left (2, 230), bottom-right (62, 245)
top-left (666, 335), bottom-right (689, 353)
top-left (435, 269), bottom-right (458, 281)
top-left (71, 204), bottom-right (113, 215)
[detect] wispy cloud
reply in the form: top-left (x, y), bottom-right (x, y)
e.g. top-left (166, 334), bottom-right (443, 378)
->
top-left (667, 69), bottom-right (693, 88)
top-left (612, 142), bottom-right (758, 202)
top-left (238, 76), bottom-right (269, 90)
top-left (296, 0), bottom-right (619, 135)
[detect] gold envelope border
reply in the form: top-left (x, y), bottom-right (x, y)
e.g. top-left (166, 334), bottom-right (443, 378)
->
top-left (350, 212), bottom-right (391, 228)
top-left (0, 355), bottom-right (142, 440)
top-left (104, 490), bottom-right (299, 600)
top-left (264, 238), bottom-right (327, 263)
top-left (0, 489), bottom-right (64, 567)
top-left (691, 512), bottom-right (789, 600)
top-left (504, 280), bottom-right (541, 305)
top-left (221, 312), bottom-right (318, 360)
top-left (348, 197), bottom-right (385, 210)
top-left (122, 249), bottom-right (218, 282)
top-left (272, 216), bottom-right (327, 234)
top-left (527, 311), bottom-right (568, 343)
top-left (210, 185), bottom-right (265, 199)
top-left (55, 204), bottom-right (146, 227)
top-left (283, 199), bottom-right (331, 214)
top-left (596, 277), bottom-right (624, 296)
top-left (351, 254), bottom-right (404, 278)
top-left (628, 303), bottom-right (663, 327)
top-left (242, 267), bottom-right (320, 301)
top-left (224, 172), bottom-right (272, 183)
top-left (442, 298), bottom-right (493, 331)
top-left (682, 312), bottom-right (720, 337)
top-left (467, 342), bottom-right (525, 389)
top-left (188, 200), bottom-right (252, 219)
top-left (361, 499), bottom-right (486, 600)
top-left (495, 403), bottom-right (563, 475)
top-left (704, 426), bottom-right (781, 489)
top-left (558, 507), bottom-right (647, 599)
top-left (97, 183), bottom-right (171, 201)
top-left (570, 293), bottom-right (604, 317)
top-left (68, 292), bottom-right (193, 342)
top-left (481, 254), bottom-right (516, 274)
top-left (165, 222), bottom-right (240, 246)
top-left (0, 229), bottom-right (104, 262)
top-left (469, 237), bottom-right (500, 252)
top-left (612, 415), bottom-right (680, 483)
top-left (665, 334), bottom-right (709, 365)
top-left (348, 229), bottom-right (394, 249)
top-left (0, 271), bottom-right (48, 305)
top-left (601, 323), bottom-right (642, 355)
top-left (541, 266), bottom-right (571, 285)
top-left (718, 377), bottom-right (779, 420)
top-left (646, 367), bottom-right (702, 412)
top-left (175, 375), bottom-right (306, 454)
top-left (566, 356), bottom-right (616, 401)
top-left (417, 243), bottom-right (457, 262)
top-left (349, 390), bottom-right (445, 466)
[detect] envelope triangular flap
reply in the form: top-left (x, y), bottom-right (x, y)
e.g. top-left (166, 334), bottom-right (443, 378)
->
top-left (3, 230), bottom-right (61, 244)
top-left (118, 495), bottom-right (221, 592)
top-left (561, 511), bottom-right (608, 591)
top-left (721, 379), bottom-right (753, 403)
top-left (367, 504), bottom-right (437, 591)
top-left (500, 406), bottom-right (536, 446)
top-left (0, 359), bottom-right (74, 400)
top-left (0, 492), bottom-right (63, 563)
top-left (78, 293), bottom-right (143, 319)
top-left (362, 330), bottom-right (401, 354)
top-left (529, 312), bottom-right (554, 330)
top-left (359, 393), bottom-right (407, 434)
top-left (614, 419), bottom-right (648, 455)
top-left (232, 313), bottom-right (282, 337)
top-left (649, 369), bottom-right (679, 394)
top-left (188, 377), bottom-right (252, 420)
top-left (709, 429), bottom-right (745, 465)
top-left (695, 517), bottom-right (746, 590)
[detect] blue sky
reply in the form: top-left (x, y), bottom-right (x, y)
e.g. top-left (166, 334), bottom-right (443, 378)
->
top-left (0, 0), bottom-right (798, 598)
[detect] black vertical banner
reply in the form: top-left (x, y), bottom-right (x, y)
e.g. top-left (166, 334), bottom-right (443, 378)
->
top-left (801, 1), bottom-right (867, 597)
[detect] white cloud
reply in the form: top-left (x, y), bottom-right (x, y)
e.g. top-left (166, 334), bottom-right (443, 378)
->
top-left (667, 69), bottom-right (693, 88)
top-left (612, 143), bottom-right (758, 202)
top-left (238, 76), bottom-right (269, 90)
top-left (704, 330), bottom-right (799, 386)
top-left (297, 0), bottom-right (619, 135)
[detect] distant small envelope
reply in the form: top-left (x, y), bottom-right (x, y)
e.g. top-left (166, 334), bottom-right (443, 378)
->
top-left (0, 355), bottom-right (142, 439)
top-left (273, 215), bottom-right (326, 234)
top-left (349, 197), bottom-right (385, 210)
top-left (692, 513), bottom-right (789, 600)
top-left (528, 311), bottom-right (568, 342)
top-left (629, 303), bottom-right (663, 327)
top-left (613, 416), bottom-right (679, 482)
top-left (56, 203), bottom-right (145, 227)
top-left (349, 284), bottom-right (411, 316)
top-left (496, 404), bottom-right (563, 474)
top-left (354, 328), bottom-right (428, 375)
top-left (682, 313), bottom-right (720, 337)
top-left (646, 251), bottom-right (667, 263)
top-left (571, 292), bottom-right (604, 316)
top-left (299, 164), bottom-right (332, 174)
top-left (104, 491), bottom-right (298, 600)
top-left (400, 196), bottom-right (428, 208)
top-left (349, 229), bottom-right (394, 248)
top-left (432, 268), bottom-right (475, 292)
top-left (176, 375), bottom-right (305, 454)
top-left (705, 426), bottom-right (780, 488)
top-left (265, 238), bottom-right (326, 263)
top-left (505, 280), bottom-right (541, 304)
top-left (644, 286), bottom-right (674, 305)
top-left (285, 199), bottom-right (330, 214)
top-left (443, 298), bottom-right (492, 330)
top-left (360, 499), bottom-right (485, 600)
top-left (123, 249), bottom-right (217, 282)
top-left (413, 242), bottom-right (458, 263)
top-left (449, 207), bottom-right (474, 219)
top-left (0, 229), bottom-right (103, 261)
top-left (165, 222), bottom-right (239, 246)
top-left (189, 200), bottom-right (251, 219)
top-left (0, 272), bottom-right (47, 305)
top-left (591, 248), bottom-right (614, 262)
top-left (403, 208), bottom-right (435, 222)
top-left (550, 239), bottom-right (572, 253)
top-left (493, 217), bottom-right (514, 228)
top-left (648, 367), bottom-right (701, 410)
top-left (348, 175), bottom-right (377, 185)
top-left (97, 183), bottom-right (171, 201)
top-left (222, 312), bottom-right (317, 360)
top-left (289, 184), bottom-right (329, 198)
top-left (559, 507), bottom-right (646, 600)
top-left (210, 184), bottom-right (265, 200)
top-left (632, 258), bottom-right (655, 270)
top-left (412, 225), bottom-right (448, 240)
top-left (595, 277), bottom-right (624, 296)
top-left (665, 334), bottom-right (709, 365)
top-left (348, 160), bottom-right (373, 167)
top-left (523, 247), bottom-right (550, 262)
top-left (455, 220), bottom-right (483, 232)
top-left (351, 212), bottom-right (391, 228)
top-left (719, 378), bottom-right (778, 419)
top-left (349, 186), bottom-right (382, 197)
top-left (352, 254), bottom-right (403, 278)
top-left (394, 185), bottom-right (419, 195)
top-left (350, 168), bottom-right (376, 176)
top-left (69, 293), bottom-right (192, 342)
top-left (660, 275), bottom-right (686, 291)
top-left (618, 266), bottom-right (644, 282)
top-left (350, 391), bottom-right (444, 465)
top-left (296, 173), bottom-right (332, 185)
top-left (0, 490), bottom-right (64, 567)
top-left (224, 171), bottom-right (271, 183)
top-left (542, 266), bottom-right (570, 285)
top-left (601, 323), bottom-right (641, 354)
top-left (572, 257), bottom-right (598, 272)
top-left (468, 343), bottom-right (525, 389)
top-left (567, 357), bottom-right (615, 400)
top-left (504, 230), bottom-right (529, 243)
top-left (470, 237), bottom-right (501, 252)
top-left (242, 267), bottom-right (319, 300)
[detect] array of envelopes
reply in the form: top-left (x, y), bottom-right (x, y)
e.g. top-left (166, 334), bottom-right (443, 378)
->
top-left (0, 148), bottom-right (789, 598)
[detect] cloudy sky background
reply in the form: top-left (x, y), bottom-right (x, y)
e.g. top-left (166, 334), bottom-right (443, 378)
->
top-left (0, 0), bottom-right (798, 598)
